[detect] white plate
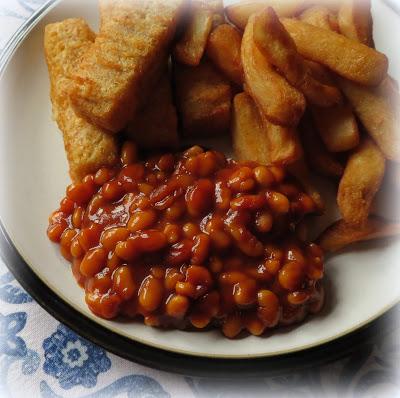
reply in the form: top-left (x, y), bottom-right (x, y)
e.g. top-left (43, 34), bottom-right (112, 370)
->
top-left (0, 0), bottom-right (399, 360)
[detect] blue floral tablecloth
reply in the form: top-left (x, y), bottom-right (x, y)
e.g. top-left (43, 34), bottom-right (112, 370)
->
top-left (1, 1), bottom-right (400, 397)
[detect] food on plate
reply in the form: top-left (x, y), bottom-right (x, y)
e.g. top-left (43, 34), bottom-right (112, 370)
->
top-left (318, 217), bottom-right (400, 252)
top-left (300, 117), bottom-right (344, 178)
top-left (206, 24), bottom-right (244, 86)
top-left (44, 18), bottom-right (119, 183)
top-left (125, 72), bottom-right (178, 149)
top-left (299, 5), bottom-right (339, 31)
top-left (226, 0), bottom-right (305, 30)
top-left (174, 59), bottom-right (232, 137)
top-left (174, 1), bottom-right (213, 66)
top-left (69, 0), bottom-right (185, 132)
top-left (281, 18), bottom-right (388, 86)
top-left (47, 144), bottom-right (324, 337)
top-left (337, 0), bottom-right (373, 46)
top-left (252, 7), bottom-right (342, 107)
top-left (45, 0), bottom-right (400, 338)
top-left (310, 104), bottom-right (360, 152)
top-left (338, 77), bottom-right (400, 161)
top-left (242, 15), bottom-right (306, 127)
top-left (337, 138), bottom-right (385, 225)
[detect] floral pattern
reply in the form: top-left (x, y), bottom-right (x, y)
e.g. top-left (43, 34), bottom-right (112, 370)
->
top-left (0, 1), bottom-right (400, 397)
top-left (43, 324), bottom-right (111, 389)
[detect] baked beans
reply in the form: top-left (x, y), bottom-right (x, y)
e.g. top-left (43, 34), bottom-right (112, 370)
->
top-left (47, 142), bottom-right (324, 337)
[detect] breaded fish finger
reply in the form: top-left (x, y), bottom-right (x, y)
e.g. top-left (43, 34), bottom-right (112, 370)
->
top-left (125, 72), bottom-right (179, 149)
top-left (70, 0), bottom-right (185, 133)
top-left (44, 18), bottom-right (119, 182)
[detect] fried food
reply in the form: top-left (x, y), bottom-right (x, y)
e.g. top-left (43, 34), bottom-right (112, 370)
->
top-left (338, 0), bottom-right (373, 46)
top-left (253, 7), bottom-right (341, 107)
top-left (299, 5), bottom-right (339, 31)
top-left (125, 72), bottom-right (178, 149)
top-left (310, 104), bottom-right (360, 152)
top-left (174, 59), bottom-right (232, 137)
top-left (288, 158), bottom-right (324, 213)
top-left (318, 217), bottom-right (400, 252)
top-left (232, 92), bottom-right (270, 165)
top-left (242, 15), bottom-right (306, 127)
top-left (69, 0), bottom-right (185, 133)
top-left (338, 77), bottom-right (400, 161)
top-left (225, 0), bottom-right (306, 30)
top-left (337, 138), bottom-right (385, 225)
top-left (281, 18), bottom-right (388, 86)
top-left (174, 1), bottom-right (213, 66)
top-left (206, 24), bottom-right (244, 86)
top-left (300, 118), bottom-right (344, 178)
top-left (44, 18), bottom-right (119, 183)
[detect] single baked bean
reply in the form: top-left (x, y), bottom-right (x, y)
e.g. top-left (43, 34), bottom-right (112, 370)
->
top-left (269, 166), bottom-right (285, 183)
top-left (190, 313), bottom-right (211, 329)
top-left (150, 266), bottom-right (165, 279)
top-left (139, 275), bottom-right (164, 312)
top-left (287, 291), bottom-right (310, 305)
top-left (186, 265), bottom-right (212, 287)
top-left (253, 166), bottom-right (274, 187)
top-left (185, 179), bottom-right (214, 217)
top-left (128, 209), bottom-right (157, 232)
top-left (191, 234), bottom-right (210, 265)
top-left (136, 230), bottom-right (167, 252)
top-left (157, 154), bottom-right (175, 172)
top-left (209, 229), bottom-right (231, 250)
top-left (72, 206), bottom-right (84, 229)
top-left (164, 268), bottom-right (184, 291)
top-left (219, 271), bottom-right (247, 285)
top-left (228, 167), bottom-right (255, 192)
top-left (80, 248), bottom-right (107, 277)
top-left (228, 224), bottom-right (264, 257)
top-left (255, 211), bottom-right (273, 233)
top-left (60, 229), bottom-right (76, 250)
top-left (182, 223), bottom-right (200, 239)
top-left (222, 313), bottom-right (243, 338)
top-left (233, 279), bottom-right (257, 306)
top-left (138, 183), bottom-right (154, 196)
top-left (164, 198), bottom-right (186, 221)
top-left (175, 281), bottom-right (197, 298)
top-left (166, 294), bottom-right (190, 318)
top-left (70, 237), bottom-right (84, 258)
top-left (244, 313), bottom-right (265, 336)
top-left (183, 145), bottom-right (204, 158)
top-left (257, 290), bottom-right (280, 327)
top-left (163, 224), bottom-right (181, 244)
top-left (66, 182), bottom-right (96, 205)
top-left (112, 266), bottom-right (136, 300)
top-left (278, 261), bottom-right (305, 291)
top-left (59, 197), bottom-right (75, 215)
top-left (107, 251), bottom-right (122, 272)
top-left (121, 141), bottom-right (137, 165)
top-left (266, 191), bottom-right (290, 213)
top-left (78, 224), bottom-right (102, 252)
top-left (47, 220), bottom-right (68, 243)
top-left (95, 167), bottom-right (116, 185)
top-left (286, 244), bottom-right (306, 266)
top-left (60, 245), bottom-right (73, 261)
top-left (230, 194), bottom-right (266, 210)
top-left (264, 259), bottom-right (282, 275)
top-left (166, 239), bottom-right (193, 266)
top-left (101, 227), bottom-right (130, 251)
top-left (102, 180), bottom-right (125, 202)
top-left (115, 237), bottom-right (140, 261)
top-left (85, 291), bottom-right (121, 319)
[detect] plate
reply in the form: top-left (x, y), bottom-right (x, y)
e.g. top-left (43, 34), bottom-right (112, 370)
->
top-left (0, 0), bottom-right (399, 375)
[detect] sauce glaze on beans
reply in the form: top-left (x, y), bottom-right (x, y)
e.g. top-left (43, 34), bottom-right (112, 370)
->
top-left (47, 143), bottom-right (325, 338)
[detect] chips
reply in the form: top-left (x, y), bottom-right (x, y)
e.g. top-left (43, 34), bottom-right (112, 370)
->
top-left (242, 15), bottom-right (306, 127)
top-left (253, 7), bottom-right (342, 107)
top-left (318, 217), bottom-right (400, 252)
top-left (206, 24), bottom-right (244, 85)
top-left (282, 18), bottom-right (388, 86)
top-left (299, 5), bottom-right (339, 31)
top-left (337, 138), bottom-right (386, 225)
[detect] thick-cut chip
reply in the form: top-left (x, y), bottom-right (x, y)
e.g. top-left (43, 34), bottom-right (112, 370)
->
top-left (174, 1), bottom-right (213, 66)
top-left (206, 24), bottom-right (244, 86)
top-left (338, 77), bottom-right (400, 161)
top-left (310, 104), bottom-right (360, 152)
top-left (253, 7), bottom-right (341, 107)
top-left (318, 217), bottom-right (400, 252)
top-left (242, 15), bottom-right (306, 127)
top-left (225, 1), bottom-right (306, 30)
top-left (337, 138), bottom-right (385, 225)
top-left (288, 158), bottom-right (324, 213)
top-left (282, 18), bottom-right (388, 86)
top-left (174, 59), bottom-right (232, 137)
top-left (232, 92), bottom-right (270, 165)
top-left (338, 0), bottom-right (373, 46)
top-left (300, 118), bottom-right (344, 177)
top-left (299, 5), bottom-right (339, 31)
top-left (69, 0), bottom-right (185, 132)
top-left (44, 19), bottom-right (119, 183)
top-left (125, 72), bottom-right (178, 149)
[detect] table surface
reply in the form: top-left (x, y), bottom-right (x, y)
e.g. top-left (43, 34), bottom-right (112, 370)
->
top-left (0, 1), bottom-right (399, 397)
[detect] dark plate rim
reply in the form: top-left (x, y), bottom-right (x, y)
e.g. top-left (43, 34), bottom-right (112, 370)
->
top-left (0, 0), bottom-right (398, 377)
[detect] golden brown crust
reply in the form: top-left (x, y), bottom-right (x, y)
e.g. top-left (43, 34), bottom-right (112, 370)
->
top-left (44, 18), bottom-right (119, 182)
top-left (69, 0), bottom-right (185, 133)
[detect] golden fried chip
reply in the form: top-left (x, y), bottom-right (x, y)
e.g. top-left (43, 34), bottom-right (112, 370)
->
top-left (174, 59), bottom-right (232, 137)
top-left (206, 24), bottom-right (244, 86)
top-left (44, 19), bottom-right (119, 182)
top-left (299, 5), bottom-right (339, 31)
top-left (70, 0), bottom-right (185, 132)
top-left (125, 72), bottom-right (178, 149)
top-left (337, 138), bottom-right (385, 225)
top-left (282, 18), bottom-right (388, 86)
top-left (242, 15), bottom-right (306, 127)
top-left (318, 217), bottom-right (400, 252)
